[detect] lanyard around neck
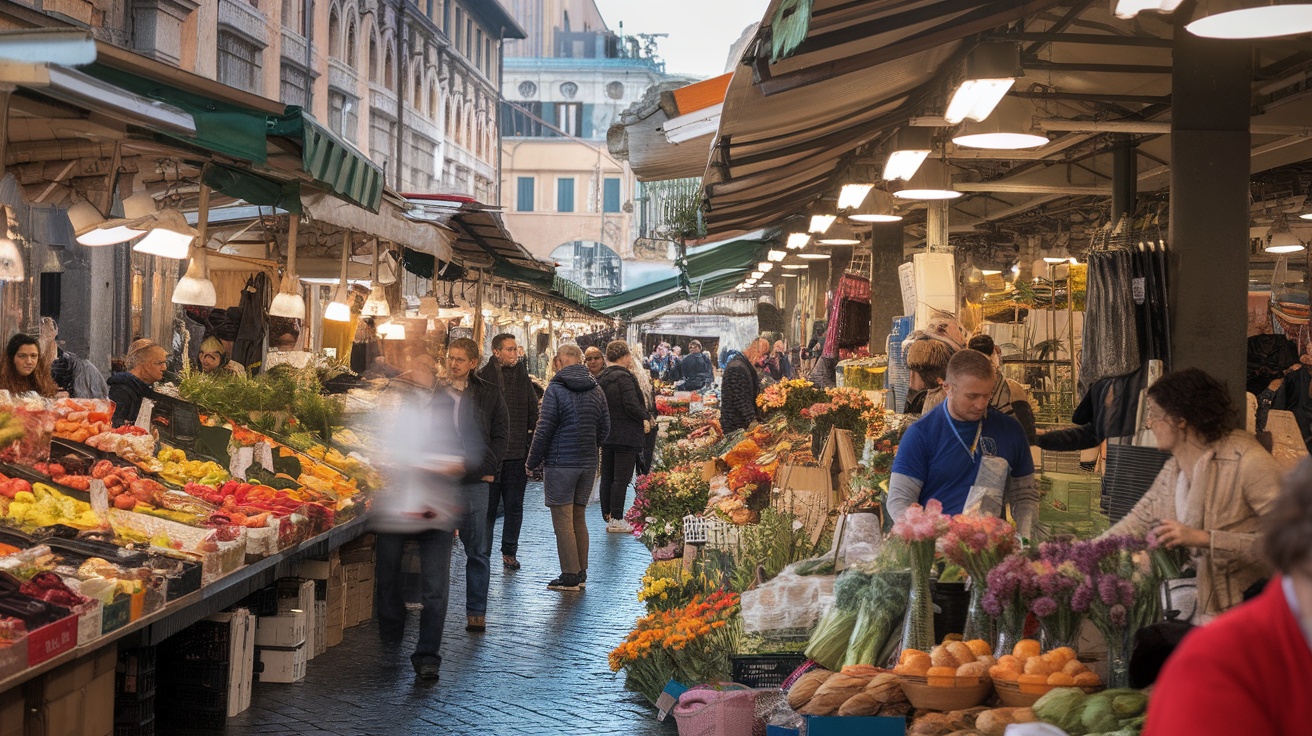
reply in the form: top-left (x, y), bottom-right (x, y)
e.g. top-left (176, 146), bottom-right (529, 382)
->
top-left (942, 401), bottom-right (983, 461)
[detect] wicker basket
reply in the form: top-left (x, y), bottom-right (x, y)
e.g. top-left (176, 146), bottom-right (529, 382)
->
top-left (898, 675), bottom-right (993, 711)
top-left (994, 681), bottom-right (1102, 707)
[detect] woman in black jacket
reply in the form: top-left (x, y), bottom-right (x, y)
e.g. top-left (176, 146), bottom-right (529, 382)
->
top-left (596, 340), bottom-right (650, 532)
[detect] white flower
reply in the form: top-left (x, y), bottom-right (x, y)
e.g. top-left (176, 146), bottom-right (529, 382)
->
top-left (646, 516), bottom-right (656, 523)
top-left (791, 519), bottom-right (804, 531)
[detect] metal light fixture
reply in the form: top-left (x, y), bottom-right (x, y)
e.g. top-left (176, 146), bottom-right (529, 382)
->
top-left (786, 232), bottom-right (811, 249)
top-left (893, 159), bottom-right (961, 200)
top-left (838, 183), bottom-right (874, 210)
top-left (808, 213), bottom-right (837, 234)
top-left (269, 215), bottom-right (307, 319)
top-left (817, 221), bottom-right (861, 245)
top-left (780, 272), bottom-right (799, 277)
top-left (361, 240), bottom-right (391, 317)
top-left (324, 232), bottom-right (353, 322)
top-left (74, 191), bottom-right (155, 246)
top-left (171, 186), bottom-right (215, 307)
top-left (952, 97), bottom-right (1048, 150)
top-left (132, 209), bottom-right (197, 259)
top-left (797, 252), bottom-right (832, 260)
top-left (1113, 0), bottom-right (1184, 19)
top-left (757, 261), bottom-right (774, 272)
top-left (767, 249), bottom-right (786, 262)
top-left (881, 128), bottom-right (935, 181)
top-left (1187, 1), bottom-right (1312, 38)
top-left (943, 44), bottom-right (1021, 124)
top-left (377, 321), bottom-right (406, 340)
top-left (750, 271), bottom-right (764, 279)
top-left (1267, 213), bottom-right (1305, 253)
top-left (782, 263), bottom-right (809, 269)
top-left (848, 190), bottom-right (903, 223)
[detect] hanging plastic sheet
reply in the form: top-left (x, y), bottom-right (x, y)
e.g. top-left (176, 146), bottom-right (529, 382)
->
top-left (1080, 249), bottom-right (1140, 397)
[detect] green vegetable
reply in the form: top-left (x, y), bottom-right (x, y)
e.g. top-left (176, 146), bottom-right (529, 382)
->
top-left (1110, 690), bottom-right (1148, 718)
top-left (804, 605), bottom-right (857, 670)
top-left (1034, 687), bottom-right (1090, 735)
top-left (1081, 695), bottom-right (1120, 735)
top-left (842, 571), bottom-right (907, 667)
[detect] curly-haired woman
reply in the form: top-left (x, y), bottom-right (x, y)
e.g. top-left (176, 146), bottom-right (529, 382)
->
top-left (1107, 368), bottom-right (1283, 618)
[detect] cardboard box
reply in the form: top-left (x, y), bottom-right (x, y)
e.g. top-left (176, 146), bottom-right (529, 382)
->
top-left (818, 427), bottom-right (860, 504)
top-left (0, 684), bottom-right (23, 736)
top-left (296, 549), bottom-right (340, 582)
top-left (772, 464), bottom-right (833, 546)
top-left (325, 620), bottom-right (344, 648)
top-left (27, 612), bottom-right (78, 667)
top-left (254, 610), bottom-right (307, 649)
top-left (312, 601), bottom-right (327, 658)
top-left (700, 459), bottom-right (719, 484)
top-left (27, 644), bottom-right (116, 736)
top-left (256, 644), bottom-right (307, 684)
top-left (277, 579), bottom-right (316, 657)
top-left (343, 561), bottom-right (375, 628)
top-left (339, 534), bottom-right (375, 565)
top-left (206, 610), bottom-right (256, 718)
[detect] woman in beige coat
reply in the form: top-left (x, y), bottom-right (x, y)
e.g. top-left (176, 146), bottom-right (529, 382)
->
top-left (1108, 368), bottom-right (1283, 617)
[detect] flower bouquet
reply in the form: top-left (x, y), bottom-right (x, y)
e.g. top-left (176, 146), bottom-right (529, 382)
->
top-left (1066, 535), bottom-right (1163, 687)
top-left (625, 467), bottom-right (711, 553)
top-left (983, 552), bottom-right (1040, 656)
top-left (802, 387), bottom-right (882, 449)
top-left (609, 591), bottom-right (741, 703)
top-left (1026, 540), bottom-right (1089, 652)
top-left (637, 560), bottom-right (720, 613)
top-left (756, 378), bottom-right (826, 429)
top-left (892, 499), bottom-right (951, 654)
top-left (938, 514), bottom-right (1017, 643)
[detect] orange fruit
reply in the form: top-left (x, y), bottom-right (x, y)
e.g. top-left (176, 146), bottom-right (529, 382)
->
top-left (926, 666), bottom-right (957, 687)
top-left (965, 639), bottom-right (993, 658)
top-left (1047, 672), bottom-right (1076, 686)
top-left (1018, 673), bottom-right (1051, 695)
top-left (1045, 647), bottom-right (1077, 667)
top-left (1013, 639), bottom-right (1041, 660)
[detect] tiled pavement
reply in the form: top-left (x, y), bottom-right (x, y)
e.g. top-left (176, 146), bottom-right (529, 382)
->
top-left (224, 482), bottom-right (676, 736)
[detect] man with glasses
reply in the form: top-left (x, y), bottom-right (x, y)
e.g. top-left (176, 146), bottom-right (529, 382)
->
top-left (886, 349), bottom-right (1037, 535)
top-left (478, 334), bottom-right (538, 572)
top-left (108, 340), bottom-right (169, 426)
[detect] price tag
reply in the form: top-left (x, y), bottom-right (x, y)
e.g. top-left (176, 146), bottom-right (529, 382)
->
top-left (229, 446), bottom-right (255, 480)
top-left (134, 398), bottom-right (155, 431)
top-left (655, 679), bottom-right (688, 722)
top-left (1132, 277), bottom-right (1146, 304)
top-left (89, 479), bottom-right (108, 519)
top-left (256, 442), bottom-right (275, 473)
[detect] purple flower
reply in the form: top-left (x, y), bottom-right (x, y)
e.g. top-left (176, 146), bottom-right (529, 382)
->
top-left (1118, 580), bottom-right (1136, 608)
top-left (1098, 575), bottom-right (1121, 606)
top-left (982, 588), bottom-right (1004, 617)
top-left (1109, 604), bottom-right (1128, 628)
top-left (1071, 581), bottom-right (1094, 613)
top-left (1031, 596), bottom-right (1059, 618)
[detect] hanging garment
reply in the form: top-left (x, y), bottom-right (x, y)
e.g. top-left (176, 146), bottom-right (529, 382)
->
top-left (232, 273), bottom-right (270, 373)
top-left (1133, 243), bottom-right (1172, 367)
top-left (1080, 249), bottom-right (1141, 397)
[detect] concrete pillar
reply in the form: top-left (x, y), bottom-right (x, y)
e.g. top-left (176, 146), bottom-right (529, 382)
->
top-left (1111, 136), bottom-right (1137, 226)
top-left (925, 202), bottom-right (950, 252)
top-left (869, 222), bottom-right (904, 355)
top-left (1168, 28), bottom-right (1251, 410)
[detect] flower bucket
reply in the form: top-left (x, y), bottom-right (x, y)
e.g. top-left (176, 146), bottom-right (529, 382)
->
top-left (673, 684), bottom-right (757, 736)
top-left (653, 541), bottom-right (683, 560)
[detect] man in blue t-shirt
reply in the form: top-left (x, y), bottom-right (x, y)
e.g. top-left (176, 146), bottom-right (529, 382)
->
top-left (889, 349), bottom-right (1038, 536)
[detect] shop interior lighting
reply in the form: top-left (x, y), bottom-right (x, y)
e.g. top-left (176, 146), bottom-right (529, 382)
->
top-left (760, 281), bottom-right (773, 287)
top-left (797, 252), bottom-right (831, 260)
top-left (767, 249), bottom-right (786, 261)
top-left (377, 321), bottom-right (406, 340)
top-left (750, 271), bottom-right (764, 279)
top-left (943, 44), bottom-right (1022, 124)
top-left (171, 186), bottom-right (215, 307)
top-left (269, 216), bottom-right (307, 319)
top-left (952, 97), bottom-right (1048, 150)
top-left (74, 191), bottom-right (155, 246)
top-left (786, 233), bottom-right (811, 249)
top-left (757, 262), bottom-right (774, 272)
top-left (132, 209), bottom-right (197, 259)
top-left (1113, 0), bottom-right (1184, 18)
top-left (893, 159), bottom-right (962, 200)
top-left (838, 183), bottom-right (874, 210)
top-left (41, 247), bottom-right (63, 274)
top-left (848, 189), bottom-right (903, 223)
top-left (361, 241), bottom-right (391, 317)
top-left (817, 224), bottom-right (862, 245)
top-left (808, 214), bottom-right (837, 234)
top-left (0, 207), bottom-right (22, 283)
top-left (782, 263), bottom-right (809, 269)
top-left (780, 271), bottom-right (799, 277)
top-left (981, 268), bottom-right (1003, 276)
top-left (324, 233), bottom-right (353, 322)
top-left (1187, 2), bottom-right (1312, 38)
top-left (881, 128), bottom-right (936, 181)
top-left (1266, 213), bottom-right (1305, 253)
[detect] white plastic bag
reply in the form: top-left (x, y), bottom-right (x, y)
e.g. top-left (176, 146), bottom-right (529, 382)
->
top-left (741, 564), bottom-right (836, 637)
top-left (964, 455), bottom-right (1010, 518)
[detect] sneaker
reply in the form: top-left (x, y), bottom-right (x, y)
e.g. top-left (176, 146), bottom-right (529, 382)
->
top-left (615, 520), bottom-right (634, 534)
top-left (547, 573), bottom-right (582, 591)
top-left (465, 615), bottom-right (486, 632)
top-left (606, 519), bottom-right (626, 533)
top-left (414, 662), bottom-right (440, 681)
top-left (579, 570), bottom-right (587, 588)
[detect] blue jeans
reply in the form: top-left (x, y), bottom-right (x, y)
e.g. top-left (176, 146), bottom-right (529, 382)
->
top-left (459, 483), bottom-right (491, 616)
top-left (375, 529), bottom-right (453, 668)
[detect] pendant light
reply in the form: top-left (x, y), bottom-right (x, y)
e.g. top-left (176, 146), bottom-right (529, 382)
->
top-left (797, 252), bottom-right (832, 260)
top-left (808, 212), bottom-right (837, 234)
top-left (0, 207), bottom-right (23, 282)
top-left (1266, 213), bottom-right (1305, 253)
top-left (1187, 1), bottom-right (1312, 39)
top-left (786, 232), bottom-right (811, 249)
top-left (76, 191), bottom-right (154, 246)
top-left (952, 97), bottom-right (1048, 150)
top-left (817, 221), bottom-right (861, 245)
top-left (269, 214), bottom-right (307, 319)
top-left (1113, 0), bottom-right (1184, 19)
top-left (323, 231), bottom-right (353, 322)
top-left (943, 43), bottom-right (1022, 124)
top-left (757, 261), bottom-right (774, 272)
top-left (881, 128), bottom-right (935, 181)
top-left (361, 239), bottom-right (391, 317)
top-left (893, 159), bottom-right (961, 200)
top-left (172, 185), bottom-right (216, 307)
top-left (848, 189), bottom-right (903, 223)
top-left (838, 182), bottom-right (873, 211)
top-left (132, 208), bottom-right (197, 259)
top-left (766, 249), bottom-right (786, 262)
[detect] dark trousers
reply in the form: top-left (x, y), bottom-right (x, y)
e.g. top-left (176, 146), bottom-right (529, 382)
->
top-left (487, 459), bottom-right (528, 557)
top-left (376, 529), bottom-right (454, 669)
top-left (599, 446), bottom-right (639, 522)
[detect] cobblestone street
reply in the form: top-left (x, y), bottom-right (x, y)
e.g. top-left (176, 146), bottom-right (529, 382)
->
top-left (224, 481), bottom-right (674, 735)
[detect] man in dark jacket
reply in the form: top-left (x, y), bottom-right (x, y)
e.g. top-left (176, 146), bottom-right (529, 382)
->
top-left (526, 343), bottom-right (610, 592)
top-left (678, 340), bottom-right (713, 391)
top-left (596, 341), bottom-right (650, 532)
top-left (722, 337), bottom-right (769, 434)
top-left (441, 338), bottom-right (507, 633)
top-left (478, 333), bottom-right (538, 571)
top-left (108, 340), bottom-right (168, 426)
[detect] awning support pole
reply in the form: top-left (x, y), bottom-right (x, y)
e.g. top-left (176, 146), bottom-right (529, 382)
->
top-left (869, 221), bottom-right (904, 356)
top-left (1111, 136), bottom-right (1137, 226)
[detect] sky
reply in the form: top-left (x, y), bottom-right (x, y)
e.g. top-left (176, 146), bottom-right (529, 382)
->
top-left (591, 0), bottom-right (768, 78)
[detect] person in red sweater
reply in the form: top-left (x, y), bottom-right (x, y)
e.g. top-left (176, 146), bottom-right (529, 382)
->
top-left (1144, 458), bottom-right (1312, 736)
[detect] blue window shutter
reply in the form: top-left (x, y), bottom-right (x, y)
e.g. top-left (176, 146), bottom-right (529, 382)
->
top-left (557, 178), bottom-right (575, 212)
top-left (603, 178), bottom-right (621, 213)
top-left (516, 177), bottom-right (534, 212)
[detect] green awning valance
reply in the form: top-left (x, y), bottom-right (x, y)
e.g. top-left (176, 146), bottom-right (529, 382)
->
top-left (268, 108), bottom-right (384, 212)
top-left (202, 165), bottom-right (303, 214)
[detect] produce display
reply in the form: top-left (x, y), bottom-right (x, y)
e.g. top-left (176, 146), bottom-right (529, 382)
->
top-left (2, 484), bottom-right (101, 530)
top-left (156, 448), bottom-right (228, 487)
top-left (987, 639), bottom-right (1102, 692)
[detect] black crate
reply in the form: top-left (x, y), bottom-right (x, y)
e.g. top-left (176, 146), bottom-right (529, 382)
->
top-left (114, 715), bottom-right (154, 736)
top-left (730, 654), bottom-right (809, 690)
top-left (117, 647), bottom-right (157, 700)
top-left (114, 695), bottom-right (155, 725)
top-left (156, 686), bottom-right (227, 731)
top-left (162, 659), bottom-right (230, 691)
top-left (160, 620), bottom-right (231, 662)
top-left (239, 586), bottom-right (279, 617)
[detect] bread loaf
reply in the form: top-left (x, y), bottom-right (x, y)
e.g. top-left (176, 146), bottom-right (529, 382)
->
top-left (786, 668), bottom-right (833, 710)
top-left (837, 691), bottom-right (883, 716)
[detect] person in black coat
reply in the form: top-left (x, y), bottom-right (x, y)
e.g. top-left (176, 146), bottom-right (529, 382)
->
top-left (437, 338), bottom-right (507, 634)
top-left (678, 340), bottom-right (713, 391)
top-left (478, 333), bottom-right (539, 571)
top-left (596, 340), bottom-right (651, 532)
top-left (722, 337), bottom-right (770, 435)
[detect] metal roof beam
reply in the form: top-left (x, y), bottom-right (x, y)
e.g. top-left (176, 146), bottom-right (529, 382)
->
top-left (984, 31), bottom-right (1172, 48)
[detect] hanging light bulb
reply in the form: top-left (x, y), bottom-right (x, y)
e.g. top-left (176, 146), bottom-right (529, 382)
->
top-left (952, 97), bottom-right (1048, 149)
top-left (361, 240), bottom-right (391, 317)
top-left (1187, 2), bottom-right (1312, 39)
top-left (132, 209), bottom-right (197, 259)
top-left (893, 159), bottom-right (961, 200)
top-left (848, 190), bottom-right (903, 223)
top-left (377, 321), bottom-right (406, 339)
top-left (269, 215), bottom-right (306, 319)
top-left (1267, 213), bottom-right (1305, 253)
top-left (324, 232), bottom-right (353, 322)
top-left (0, 207), bottom-right (23, 282)
top-left (171, 186), bottom-right (215, 306)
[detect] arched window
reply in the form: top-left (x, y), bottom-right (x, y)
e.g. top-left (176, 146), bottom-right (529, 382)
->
top-left (383, 46), bottom-right (394, 90)
top-left (328, 8), bottom-right (341, 60)
top-left (413, 67), bottom-right (422, 109)
top-left (428, 81), bottom-right (438, 119)
top-left (345, 20), bottom-right (357, 66)
top-left (368, 36), bottom-right (378, 82)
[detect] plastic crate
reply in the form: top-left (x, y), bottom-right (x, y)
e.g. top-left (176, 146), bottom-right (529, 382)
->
top-left (238, 586), bottom-right (279, 617)
top-left (731, 654), bottom-right (808, 689)
top-left (156, 686), bottom-right (227, 731)
top-left (1040, 450), bottom-right (1090, 474)
top-left (1038, 472), bottom-right (1102, 516)
top-left (117, 647), bottom-right (157, 700)
top-left (114, 715), bottom-right (154, 736)
top-left (160, 620), bottom-right (231, 662)
top-left (114, 695), bottom-right (155, 725)
top-left (162, 659), bottom-right (229, 690)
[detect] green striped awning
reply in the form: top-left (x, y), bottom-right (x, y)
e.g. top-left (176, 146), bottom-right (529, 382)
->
top-left (268, 108), bottom-right (385, 212)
